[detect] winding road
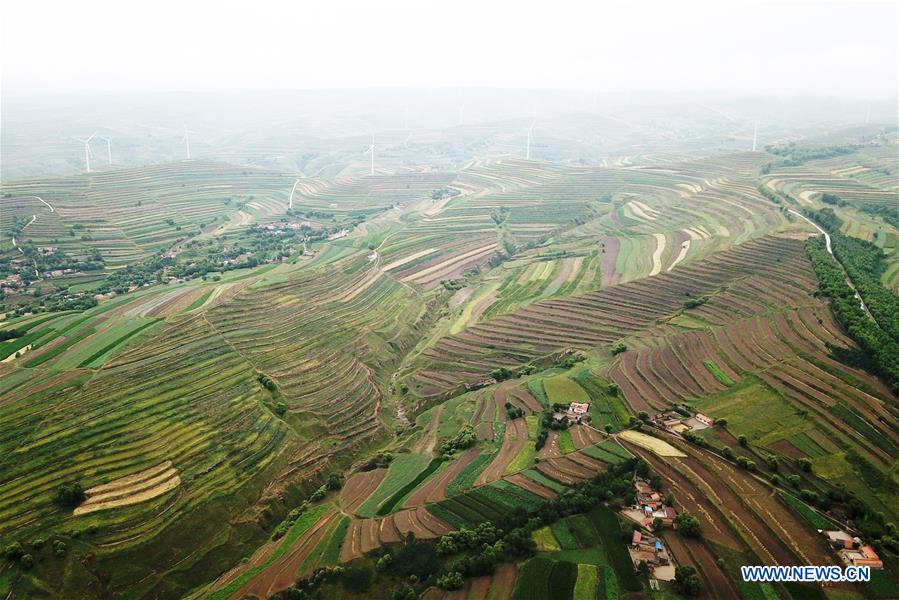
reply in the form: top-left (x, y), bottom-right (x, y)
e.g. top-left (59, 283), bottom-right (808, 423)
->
top-left (789, 208), bottom-right (870, 317)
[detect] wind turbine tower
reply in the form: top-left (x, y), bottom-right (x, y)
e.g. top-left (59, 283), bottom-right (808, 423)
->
top-left (526, 122), bottom-right (535, 160)
top-left (752, 120), bottom-right (759, 152)
top-left (182, 126), bottom-right (194, 160)
top-left (365, 136), bottom-right (375, 176)
top-left (100, 136), bottom-right (113, 164)
top-left (74, 133), bottom-right (96, 172)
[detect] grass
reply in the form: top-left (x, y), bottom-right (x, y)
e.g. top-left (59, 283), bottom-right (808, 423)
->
top-left (573, 564), bottom-right (599, 600)
top-left (446, 453), bottom-right (492, 495)
top-left (78, 319), bottom-right (161, 368)
top-left (777, 491), bottom-right (834, 529)
top-left (356, 453), bottom-right (431, 518)
top-left (527, 379), bottom-right (549, 408)
top-left (544, 375), bottom-right (591, 405)
top-left (548, 561), bottom-right (579, 599)
top-left (692, 378), bottom-right (812, 447)
top-left (788, 432), bottom-right (830, 458)
top-left (571, 369), bottom-right (630, 432)
top-left (559, 430), bottom-right (576, 454)
top-left (590, 506), bottom-right (640, 592)
top-left (520, 469), bottom-right (567, 493)
top-left (505, 415), bottom-right (539, 475)
top-left (375, 457), bottom-right (444, 516)
top-left (513, 557), bottom-right (555, 600)
top-left (533, 526), bottom-right (561, 551)
top-left (183, 289), bottom-right (214, 312)
top-left (703, 359), bottom-right (735, 386)
top-left (319, 515), bottom-right (350, 566)
top-left (551, 519), bottom-right (578, 550)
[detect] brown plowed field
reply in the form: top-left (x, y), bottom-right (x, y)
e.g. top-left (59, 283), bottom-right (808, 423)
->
top-left (476, 417), bottom-right (528, 485)
top-left (510, 388), bottom-right (543, 412)
top-left (339, 519), bottom-right (364, 562)
top-left (340, 468), bottom-right (388, 513)
top-left (403, 448), bottom-right (480, 507)
top-left (504, 473), bottom-right (557, 500)
top-left (235, 508), bottom-right (337, 599)
top-left (537, 431), bottom-right (562, 459)
top-left (569, 424), bottom-right (602, 448)
top-left (663, 533), bottom-right (739, 599)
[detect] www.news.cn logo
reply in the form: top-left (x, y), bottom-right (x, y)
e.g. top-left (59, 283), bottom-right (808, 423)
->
top-left (741, 565), bottom-right (870, 583)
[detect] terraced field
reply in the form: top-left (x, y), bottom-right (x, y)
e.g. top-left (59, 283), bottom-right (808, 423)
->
top-left (3, 124), bottom-right (898, 600)
top-left (1, 161), bottom-right (293, 268)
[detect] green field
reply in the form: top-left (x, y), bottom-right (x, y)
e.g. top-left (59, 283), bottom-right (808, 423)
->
top-left (356, 453), bottom-right (432, 518)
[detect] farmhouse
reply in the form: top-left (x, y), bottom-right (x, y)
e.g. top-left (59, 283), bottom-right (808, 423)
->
top-left (628, 530), bottom-right (671, 570)
top-left (655, 408), bottom-right (713, 433)
top-left (695, 412), bottom-right (714, 427)
top-left (567, 402), bottom-right (590, 421)
top-left (622, 478), bottom-right (678, 529)
top-left (823, 530), bottom-right (884, 569)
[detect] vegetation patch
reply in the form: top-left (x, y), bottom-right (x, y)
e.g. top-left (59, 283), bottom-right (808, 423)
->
top-left (703, 359), bottom-right (735, 386)
top-left (356, 453), bottom-right (431, 518)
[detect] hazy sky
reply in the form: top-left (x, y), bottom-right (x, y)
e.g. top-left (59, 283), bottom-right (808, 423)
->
top-left (2, 0), bottom-right (896, 98)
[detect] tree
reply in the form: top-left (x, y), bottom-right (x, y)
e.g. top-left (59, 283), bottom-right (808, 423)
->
top-left (20, 554), bottom-right (33, 569)
top-left (674, 512), bottom-right (701, 538)
top-left (675, 565), bottom-right (703, 597)
top-left (326, 473), bottom-right (344, 490)
top-left (3, 542), bottom-right (24, 561)
top-left (436, 571), bottom-right (464, 590)
top-left (797, 457), bottom-right (812, 473)
top-left (53, 482), bottom-right (85, 508)
top-left (737, 434), bottom-right (748, 447)
top-left (610, 341), bottom-right (628, 355)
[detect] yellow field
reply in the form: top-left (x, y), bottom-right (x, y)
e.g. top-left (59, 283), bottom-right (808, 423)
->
top-left (618, 430), bottom-right (686, 457)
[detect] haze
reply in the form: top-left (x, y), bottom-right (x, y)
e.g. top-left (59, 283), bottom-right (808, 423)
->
top-left (2, 0), bottom-right (896, 98)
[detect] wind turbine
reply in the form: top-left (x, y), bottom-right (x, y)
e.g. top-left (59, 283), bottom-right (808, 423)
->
top-left (99, 136), bottom-right (113, 164)
top-left (526, 122), bottom-right (535, 160)
top-left (364, 136), bottom-right (375, 176)
top-left (751, 120), bottom-right (759, 152)
top-left (74, 133), bottom-right (96, 172)
top-left (182, 126), bottom-right (195, 160)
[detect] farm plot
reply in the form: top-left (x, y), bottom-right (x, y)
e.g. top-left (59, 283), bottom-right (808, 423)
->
top-left (412, 237), bottom-right (813, 398)
top-left (355, 453), bottom-right (432, 518)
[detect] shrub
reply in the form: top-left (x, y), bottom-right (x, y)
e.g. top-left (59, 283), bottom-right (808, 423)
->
top-left (4, 542), bottom-right (24, 561)
top-left (675, 565), bottom-right (703, 596)
top-left (610, 342), bottom-right (627, 355)
top-left (53, 482), bottom-right (85, 508)
top-left (52, 540), bottom-right (67, 557)
top-left (674, 512), bottom-right (701, 538)
top-left (437, 571), bottom-right (464, 590)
